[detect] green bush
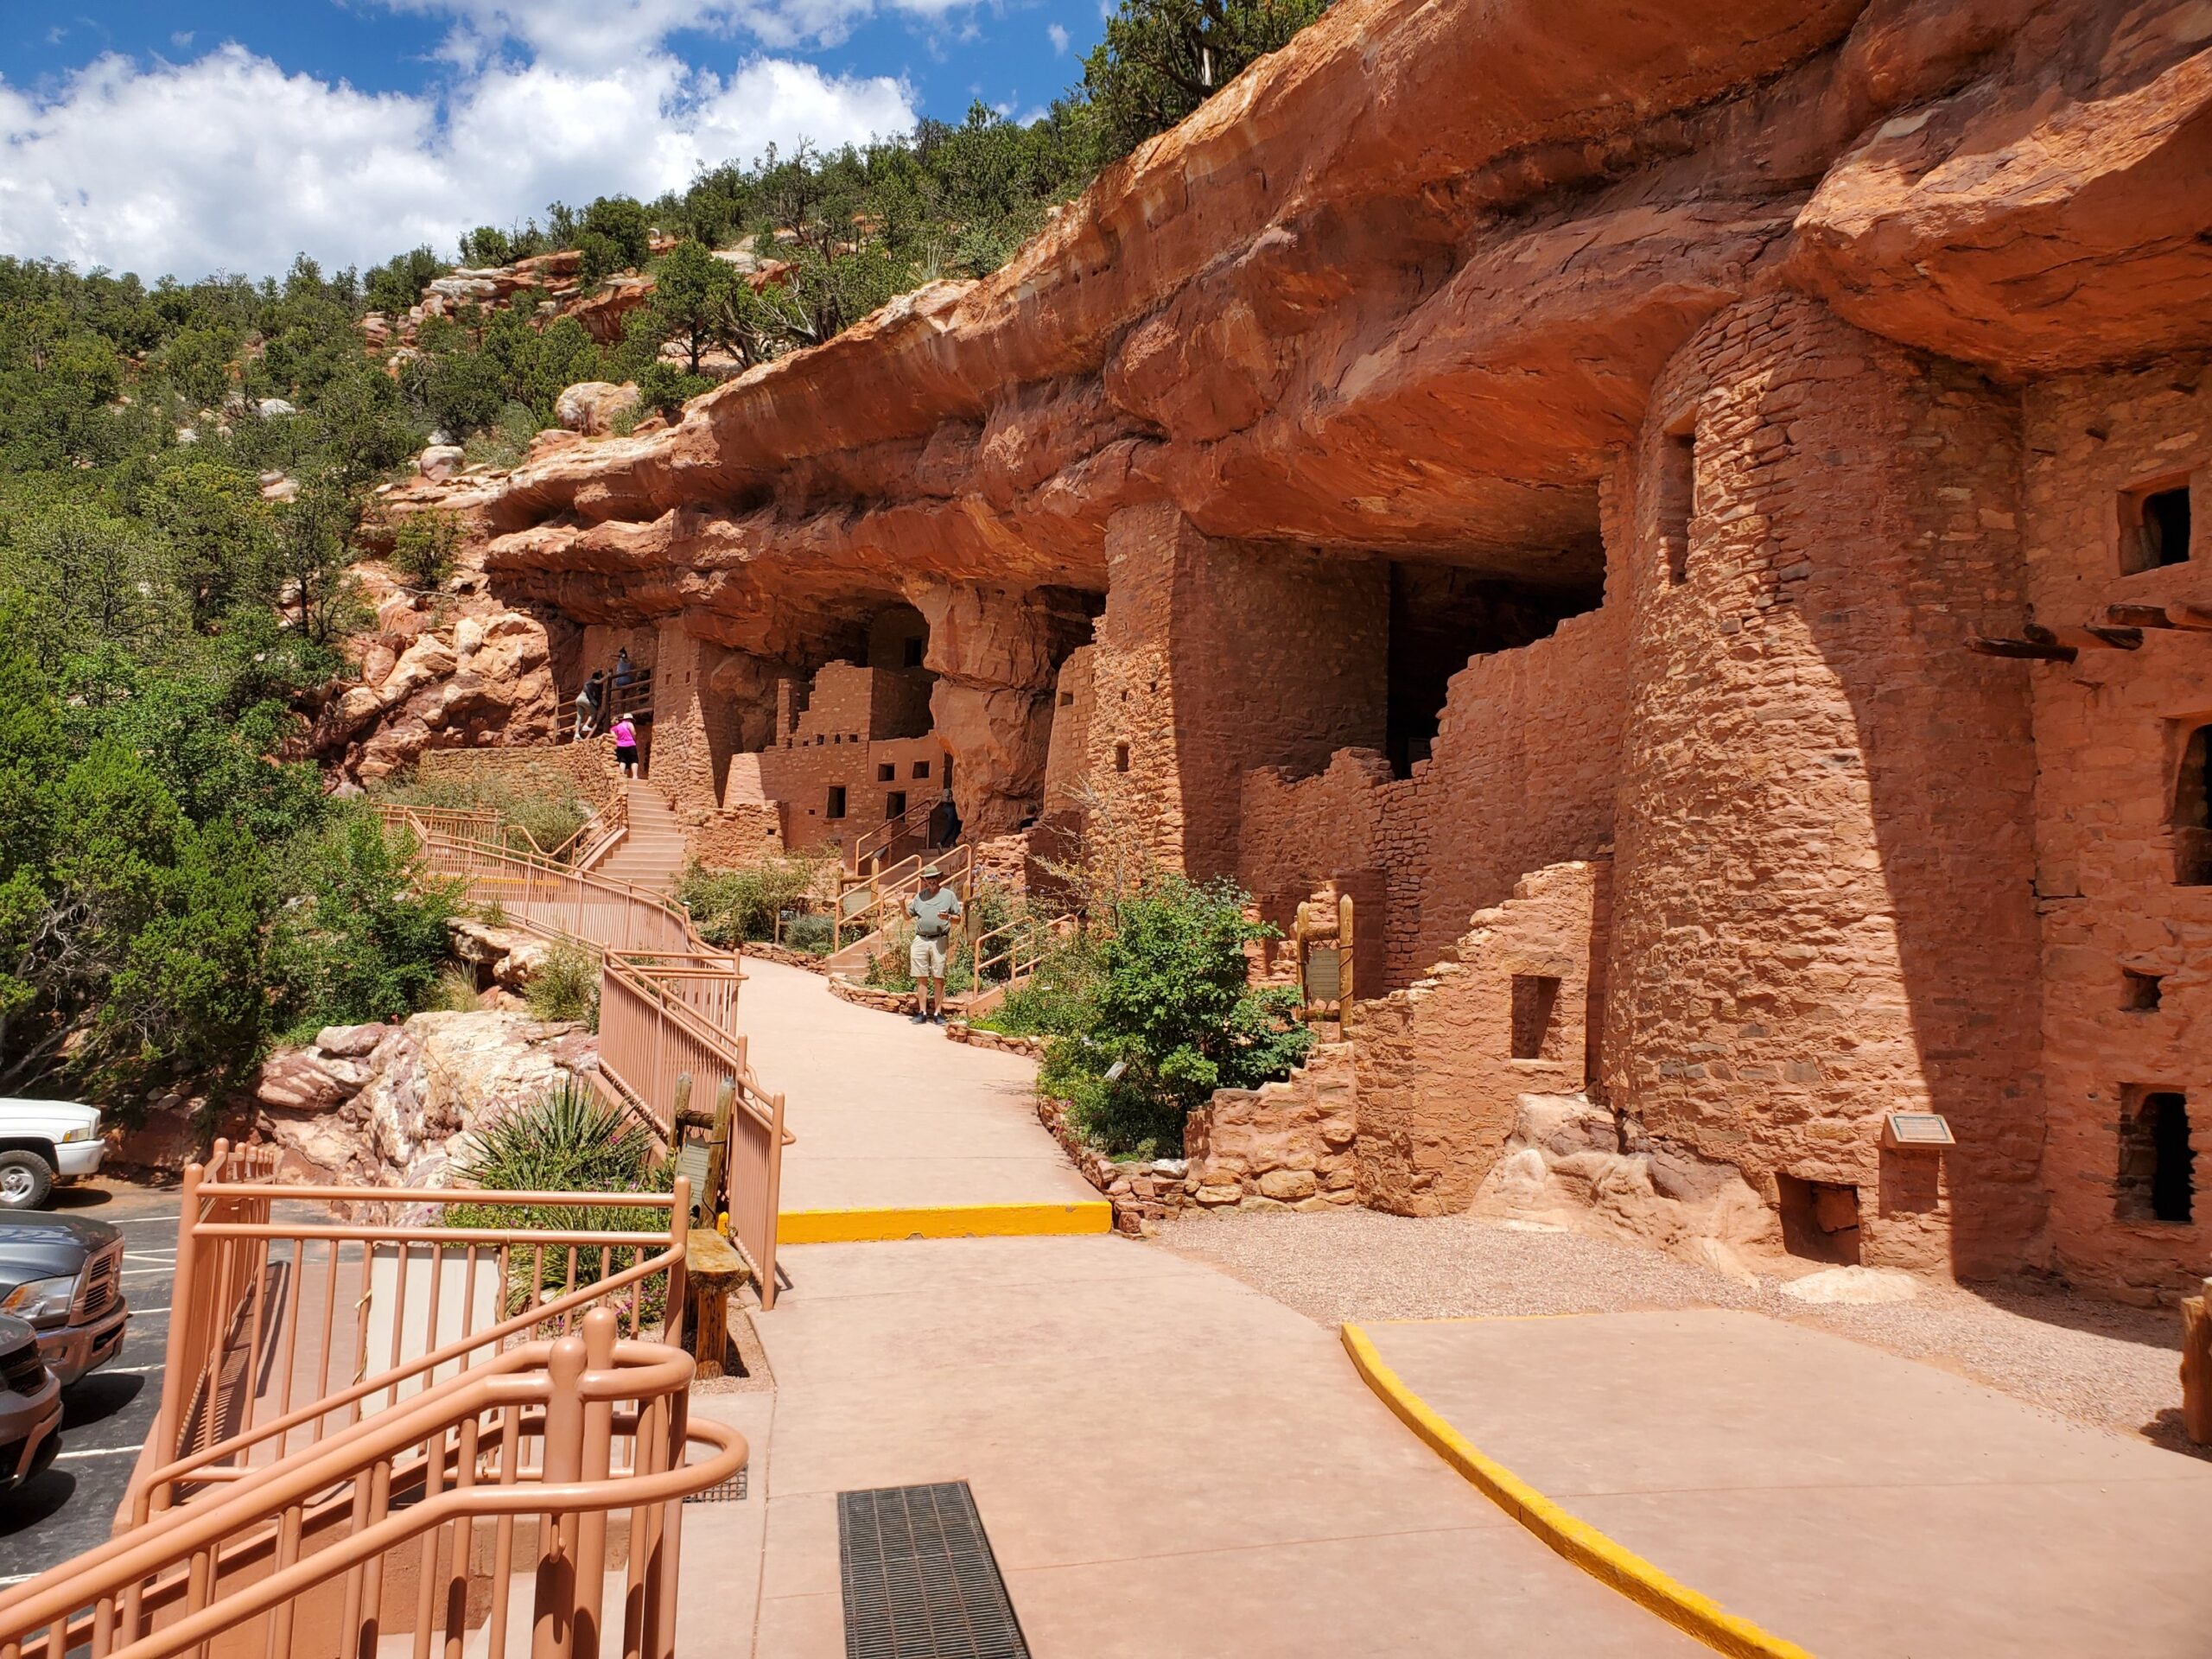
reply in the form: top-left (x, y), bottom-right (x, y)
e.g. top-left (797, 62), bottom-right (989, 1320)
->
top-left (267, 809), bottom-right (463, 1039)
top-left (676, 856), bottom-right (826, 945)
top-left (427, 966), bottom-right (485, 1013)
top-left (389, 508), bottom-right (464, 590)
top-left (443, 1078), bottom-right (672, 1325)
top-left (525, 942), bottom-right (601, 1028)
top-left (779, 912), bottom-right (833, 954)
top-left (1039, 874), bottom-right (1311, 1158)
top-left (373, 770), bottom-right (593, 861)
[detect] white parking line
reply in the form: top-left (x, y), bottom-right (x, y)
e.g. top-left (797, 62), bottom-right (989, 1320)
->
top-left (93, 1364), bottom-right (162, 1375)
top-left (54, 1446), bottom-right (143, 1461)
top-left (123, 1249), bottom-right (177, 1261)
top-left (120, 1269), bottom-right (174, 1279)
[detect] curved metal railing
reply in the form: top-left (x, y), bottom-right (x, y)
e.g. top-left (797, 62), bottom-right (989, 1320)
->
top-left (5, 1308), bottom-right (740, 1659)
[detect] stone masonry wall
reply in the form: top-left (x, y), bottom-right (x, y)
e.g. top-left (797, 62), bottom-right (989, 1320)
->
top-left (1090, 504), bottom-right (1389, 877)
top-left (1236, 594), bottom-right (1627, 991)
top-left (2021, 359), bottom-right (2212, 1301)
top-left (1354, 860), bottom-right (1606, 1214)
top-left (1605, 293), bottom-right (2044, 1276)
top-left (1185, 1043), bottom-right (1360, 1210)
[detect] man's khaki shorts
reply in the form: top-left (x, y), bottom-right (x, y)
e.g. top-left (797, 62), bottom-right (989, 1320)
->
top-left (909, 933), bottom-right (949, 978)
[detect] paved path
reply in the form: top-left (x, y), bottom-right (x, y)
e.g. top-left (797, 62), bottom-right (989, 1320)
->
top-left (1362, 1310), bottom-right (2212, 1658)
top-left (739, 956), bottom-right (1098, 1215)
top-left (693, 1237), bottom-right (1700, 1658)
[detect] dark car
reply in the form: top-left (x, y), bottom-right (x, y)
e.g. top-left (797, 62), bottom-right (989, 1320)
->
top-left (0, 1313), bottom-right (62, 1490)
top-left (0, 1214), bottom-right (128, 1386)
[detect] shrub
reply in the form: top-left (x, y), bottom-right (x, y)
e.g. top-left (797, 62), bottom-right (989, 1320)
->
top-left (372, 771), bottom-right (592, 861)
top-left (676, 856), bottom-right (826, 945)
top-left (443, 1077), bottom-right (671, 1324)
top-left (779, 912), bottom-right (833, 954)
top-left (461, 402), bottom-right (540, 471)
top-left (1041, 874), bottom-right (1311, 1158)
top-left (427, 966), bottom-right (484, 1013)
top-left (389, 508), bottom-right (464, 590)
top-left (268, 809), bottom-right (463, 1039)
top-left (526, 943), bottom-right (601, 1028)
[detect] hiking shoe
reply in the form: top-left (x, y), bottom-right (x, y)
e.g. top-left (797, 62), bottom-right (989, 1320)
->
top-left (931, 1012), bottom-right (947, 1026)
top-left (910, 1010), bottom-right (930, 1025)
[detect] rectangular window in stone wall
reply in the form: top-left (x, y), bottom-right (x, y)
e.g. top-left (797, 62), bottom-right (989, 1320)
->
top-left (2121, 478), bottom-right (2192, 574)
top-left (2121, 968), bottom-right (2164, 1013)
top-left (2172, 724), bottom-right (2212, 885)
top-left (1659, 422), bottom-right (1696, 587)
top-left (2116, 1086), bottom-right (2194, 1225)
top-left (1510, 974), bottom-right (1560, 1060)
top-left (826, 785), bottom-right (847, 820)
top-left (912, 760), bottom-right (931, 779)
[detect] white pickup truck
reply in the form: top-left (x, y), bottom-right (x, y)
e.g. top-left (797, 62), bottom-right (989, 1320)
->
top-left (0, 1099), bottom-right (106, 1210)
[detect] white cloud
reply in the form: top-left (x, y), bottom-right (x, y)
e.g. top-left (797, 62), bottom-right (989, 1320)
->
top-left (170, 31), bottom-right (194, 48)
top-left (1046, 22), bottom-right (1068, 53)
top-left (0, 41), bottom-right (916, 279)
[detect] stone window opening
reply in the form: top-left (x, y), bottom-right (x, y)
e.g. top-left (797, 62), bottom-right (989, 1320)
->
top-left (885, 791), bottom-right (907, 820)
top-left (1510, 975), bottom-right (1560, 1061)
top-left (877, 762), bottom-right (896, 782)
top-left (1777, 1174), bottom-right (1862, 1265)
top-left (2121, 968), bottom-right (2164, 1013)
top-left (2116, 1089), bottom-right (2194, 1225)
top-left (912, 760), bottom-right (931, 779)
top-left (903, 636), bottom-right (926, 668)
top-left (2120, 478), bottom-right (2192, 574)
top-left (1058, 690), bottom-right (1075, 707)
top-left (826, 785), bottom-right (847, 820)
top-left (1658, 418), bottom-right (1697, 587)
top-left (1114, 741), bottom-right (1131, 773)
top-left (2171, 723), bottom-right (2212, 885)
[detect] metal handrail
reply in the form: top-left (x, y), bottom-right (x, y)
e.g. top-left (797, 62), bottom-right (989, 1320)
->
top-left (832, 842), bottom-right (975, 949)
top-left (130, 1147), bottom-right (694, 1524)
top-left (387, 809), bottom-right (785, 1310)
top-left (2, 1309), bottom-right (740, 1659)
top-left (848, 794), bottom-right (943, 874)
top-left (969, 912), bottom-right (1076, 999)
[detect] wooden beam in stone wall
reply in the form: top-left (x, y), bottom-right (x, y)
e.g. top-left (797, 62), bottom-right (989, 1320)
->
top-left (2101, 602), bottom-right (2212, 633)
top-left (1969, 636), bottom-right (2077, 662)
top-left (2024, 622), bottom-right (2143, 652)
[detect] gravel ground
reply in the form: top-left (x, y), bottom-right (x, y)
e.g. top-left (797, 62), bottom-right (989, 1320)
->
top-left (1155, 1208), bottom-right (2201, 1459)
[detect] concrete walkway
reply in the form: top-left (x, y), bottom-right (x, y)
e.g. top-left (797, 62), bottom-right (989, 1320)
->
top-left (691, 1236), bottom-right (1701, 1657)
top-left (740, 955), bottom-right (1099, 1215)
top-left (1361, 1310), bottom-right (2212, 1658)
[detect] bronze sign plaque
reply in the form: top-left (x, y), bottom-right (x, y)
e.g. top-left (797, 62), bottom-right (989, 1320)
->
top-left (1304, 945), bottom-right (1343, 1005)
top-left (1882, 1112), bottom-right (1955, 1150)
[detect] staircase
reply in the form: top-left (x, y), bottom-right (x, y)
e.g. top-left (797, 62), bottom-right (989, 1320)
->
top-left (592, 779), bottom-right (688, 892)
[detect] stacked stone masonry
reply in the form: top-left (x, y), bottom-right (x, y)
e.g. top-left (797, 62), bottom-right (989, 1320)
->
top-left (380, 0), bottom-right (2212, 1300)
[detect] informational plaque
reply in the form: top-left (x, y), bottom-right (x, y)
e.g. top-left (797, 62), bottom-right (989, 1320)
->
top-left (1882, 1112), bottom-right (1956, 1151)
top-left (1304, 944), bottom-right (1343, 1005)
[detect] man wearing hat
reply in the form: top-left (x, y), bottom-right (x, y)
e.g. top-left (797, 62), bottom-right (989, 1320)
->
top-left (906, 864), bottom-right (963, 1025)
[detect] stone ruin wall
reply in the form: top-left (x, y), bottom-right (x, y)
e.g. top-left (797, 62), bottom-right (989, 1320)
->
top-left (378, 0), bottom-right (2212, 1300)
top-left (2021, 363), bottom-right (2212, 1302)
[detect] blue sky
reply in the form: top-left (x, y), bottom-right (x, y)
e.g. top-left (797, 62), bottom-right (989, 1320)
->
top-left (0, 0), bottom-right (1108, 280)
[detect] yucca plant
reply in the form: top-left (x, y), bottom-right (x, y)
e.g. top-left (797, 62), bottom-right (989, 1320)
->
top-left (443, 1077), bottom-right (673, 1327)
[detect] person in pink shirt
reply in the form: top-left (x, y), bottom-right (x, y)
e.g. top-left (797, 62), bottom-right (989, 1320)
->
top-left (610, 715), bottom-right (640, 779)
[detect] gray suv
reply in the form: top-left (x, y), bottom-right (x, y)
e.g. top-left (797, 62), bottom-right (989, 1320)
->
top-left (0, 1214), bottom-right (128, 1386)
top-left (0, 1313), bottom-right (61, 1489)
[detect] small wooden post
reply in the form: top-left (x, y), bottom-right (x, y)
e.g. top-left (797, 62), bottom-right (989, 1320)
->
top-left (2183, 1280), bottom-right (2212, 1446)
top-left (683, 1230), bottom-right (750, 1380)
top-left (706, 1078), bottom-right (735, 1226)
top-left (1338, 893), bottom-right (1355, 1028)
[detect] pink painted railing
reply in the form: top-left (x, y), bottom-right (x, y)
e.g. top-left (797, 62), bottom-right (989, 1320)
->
top-left (3, 1308), bottom-right (741, 1659)
top-left (124, 1144), bottom-right (693, 1527)
top-left (384, 810), bottom-right (785, 1308)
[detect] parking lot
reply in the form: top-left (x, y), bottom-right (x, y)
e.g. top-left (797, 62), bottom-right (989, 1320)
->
top-left (0, 1179), bottom-right (182, 1586)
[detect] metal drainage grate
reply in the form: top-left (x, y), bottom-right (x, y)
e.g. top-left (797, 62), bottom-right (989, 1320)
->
top-left (838, 1481), bottom-right (1029, 1659)
top-left (685, 1465), bottom-right (748, 1503)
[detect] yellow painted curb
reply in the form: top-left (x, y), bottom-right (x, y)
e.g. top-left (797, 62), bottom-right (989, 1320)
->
top-left (779, 1200), bottom-right (1114, 1243)
top-left (1339, 1323), bottom-right (1816, 1659)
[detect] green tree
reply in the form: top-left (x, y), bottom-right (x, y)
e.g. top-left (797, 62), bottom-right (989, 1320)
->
top-left (581, 196), bottom-right (653, 270)
top-left (270, 480), bottom-right (363, 645)
top-left (143, 459), bottom-right (275, 629)
top-left (645, 239), bottom-right (737, 374)
top-left (1082, 0), bottom-right (1327, 158)
top-left (267, 810), bottom-right (461, 1033)
top-left (391, 507), bottom-right (464, 589)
